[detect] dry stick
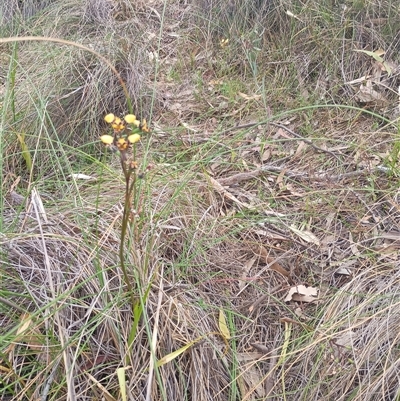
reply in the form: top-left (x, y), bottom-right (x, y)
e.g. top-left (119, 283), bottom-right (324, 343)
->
top-left (236, 250), bottom-right (292, 297)
top-left (0, 296), bottom-right (28, 314)
top-left (217, 120), bottom-right (341, 160)
top-left (269, 122), bottom-right (341, 161)
top-left (243, 284), bottom-right (286, 314)
top-left (41, 357), bottom-right (62, 401)
top-left (264, 340), bottom-right (279, 398)
top-left (218, 121), bottom-right (266, 136)
top-left (217, 165), bottom-right (390, 187)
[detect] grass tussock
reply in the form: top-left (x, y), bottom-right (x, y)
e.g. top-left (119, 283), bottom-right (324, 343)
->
top-left (1, 0), bottom-right (400, 400)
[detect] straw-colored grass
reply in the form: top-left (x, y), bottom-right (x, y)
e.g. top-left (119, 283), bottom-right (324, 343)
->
top-left (1, 0), bottom-right (399, 400)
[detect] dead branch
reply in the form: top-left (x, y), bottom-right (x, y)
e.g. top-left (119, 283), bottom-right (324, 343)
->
top-left (217, 165), bottom-right (390, 186)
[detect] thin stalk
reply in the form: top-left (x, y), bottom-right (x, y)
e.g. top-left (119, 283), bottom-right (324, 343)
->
top-left (10, 43), bottom-right (18, 122)
top-left (118, 161), bottom-right (136, 308)
top-left (101, 116), bottom-right (146, 364)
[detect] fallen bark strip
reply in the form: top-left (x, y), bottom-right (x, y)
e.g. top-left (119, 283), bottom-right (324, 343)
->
top-left (217, 165), bottom-right (390, 186)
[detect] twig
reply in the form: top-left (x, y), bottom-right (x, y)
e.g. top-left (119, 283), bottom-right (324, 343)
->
top-left (217, 165), bottom-right (390, 186)
top-left (217, 120), bottom-right (341, 160)
top-left (217, 121), bottom-right (266, 136)
top-left (0, 296), bottom-right (28, 314)
top-left (236, 251), bottom-right (291, 297)
top-left (217, 170), bottom-right (263, 186)
top-left (41, 357), bottom-right (62, 401)
top-left (270, 122), bottom-right (341, 161)
top-left (243, 285), bottom-right (286, 314)
top-left (265, 341), bottom-right (279, 398)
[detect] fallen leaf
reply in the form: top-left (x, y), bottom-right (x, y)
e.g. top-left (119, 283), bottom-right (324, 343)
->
top-left (354, 48), bottom-right (385, 62)
top-left (286, 10), bottom-right (303, 22)
top-left (336, 267), bottom-right (352, 275)
top-left (345, 75), bottom-right (371, 85)
top-left (276, 167), bottom-right (287, 187)
top-left (289, 225), bottom-right (320, 246)
top-left (5, 313), bottom-right (43, 355)
top-left (239, 257), bottom-right (257, 291)
top-left (274, 127), bottom-right (291, 139)
top-left (375, 60), bottom-right (392, 75)
top-left (261, 147), bottom-right (271, 162)
top-left (294, 141), bottom-right (307, 157)
top-left (207, 175), bottom-right (251, 209)
top-left (169, 103), bottom-right (182, 112)
top-left (349, 232), bottom-right (361, 256)
top-left (250, 343), bottom-right (271, 354)
top-left (284, 183), bottom-right (304, 197)
top-left (237, 364), bottom-right (266, 399)
top-left (238, 92), bottom-right (261, 101)
top-left (284, 285), bottom-right (319, 303)
top-left (157, 338), bottom-right (201, 367)
top-left (334, 330), bottom-right (357, 349)
top-left (86, 372), bottom-right (117, 401)
top-left (356, 80), bottom-right (388, 104)
top-left (294, 307), bottom-right (309, 320)
top-left (117, 367), bottom-right (129, 401)
top-left (257, 246), bottom-right (289, 277)
top-left (69, 173), bottom-right (96, 180)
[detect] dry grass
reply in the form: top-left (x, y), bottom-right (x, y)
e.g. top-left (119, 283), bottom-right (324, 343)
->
top-left (1, 0), bottom-right (400, 400)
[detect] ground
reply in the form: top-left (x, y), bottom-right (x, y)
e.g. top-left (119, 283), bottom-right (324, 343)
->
top-left (0, 0), bottom-right (399, 400)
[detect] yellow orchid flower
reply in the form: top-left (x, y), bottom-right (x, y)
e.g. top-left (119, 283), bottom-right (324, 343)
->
top-left (104, 113), bottom-right (115, 123)
top-left (127, 134), bottom-right (141, 144)
top-left (140, 119), bottom-right (149, 132)
top-left (124, 114), bottom-right (137, 124)
top-left (117, 137), bottom-right (129, 150)
top-left (112, 117), bottom-right (125, 132)
top-left (100, 134), bottom-right (114, 145)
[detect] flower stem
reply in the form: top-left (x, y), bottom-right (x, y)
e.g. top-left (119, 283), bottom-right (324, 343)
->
top-left (118, 158), bottom-right (137, 308)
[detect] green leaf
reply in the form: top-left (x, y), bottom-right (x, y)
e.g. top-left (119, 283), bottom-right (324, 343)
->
top-left (157, 337), bottom-right (202, 367)
top-left (117, 367), bottom-right (128, 401)
top-left (353, 49), bottom-right (384, 63)
top-left (15, 132), bottom-right (32, 172)
top-left (383, 61), bottom-right (392, 76)
top-left (218, 309), bottom-right (231, 340)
